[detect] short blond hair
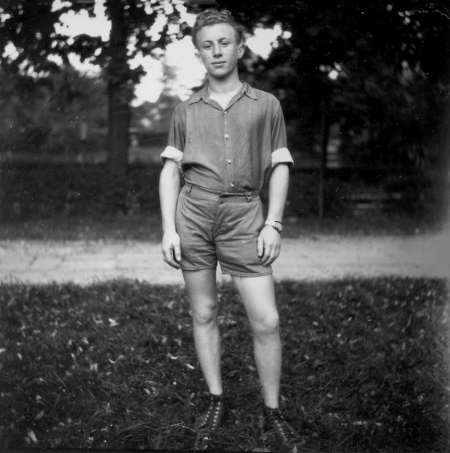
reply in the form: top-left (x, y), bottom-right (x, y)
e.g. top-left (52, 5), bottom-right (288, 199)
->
top-left (192, 9), bottom-right (245, 49)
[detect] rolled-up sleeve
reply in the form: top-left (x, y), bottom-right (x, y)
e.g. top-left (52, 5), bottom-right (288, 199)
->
top-left (160, 105), bottom-right (185, 164)
top-left (271, 103), bottom-right (294, 169)
top-left (160, 145), bottom-right (183, 163)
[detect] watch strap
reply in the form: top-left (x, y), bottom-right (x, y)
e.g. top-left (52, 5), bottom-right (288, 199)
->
top-left (264, 220), bottom-right (282, 233)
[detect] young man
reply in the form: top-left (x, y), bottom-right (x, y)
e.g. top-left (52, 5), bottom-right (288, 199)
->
top-left (159, 9), bottom-right (302, 448)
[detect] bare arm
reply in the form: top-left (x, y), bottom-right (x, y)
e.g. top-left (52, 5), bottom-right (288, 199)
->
top-left (257, 163), bottom-right (290, 266)
top-left (159, 160), bottom-right (182, 269)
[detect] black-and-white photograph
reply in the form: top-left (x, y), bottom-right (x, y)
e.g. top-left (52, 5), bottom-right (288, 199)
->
top-left (1, 0), bottom-right (449, 451)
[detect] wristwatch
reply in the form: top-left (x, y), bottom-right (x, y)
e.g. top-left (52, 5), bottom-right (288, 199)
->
top-left (264, 220), bottom-right (283, 233)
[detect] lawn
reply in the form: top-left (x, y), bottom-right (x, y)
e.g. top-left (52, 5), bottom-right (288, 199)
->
top-left (0, 277), bottom-right (449, 452)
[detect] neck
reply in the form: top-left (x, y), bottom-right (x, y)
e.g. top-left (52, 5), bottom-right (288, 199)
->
top-left (207, 73), bottom-right (242, 95)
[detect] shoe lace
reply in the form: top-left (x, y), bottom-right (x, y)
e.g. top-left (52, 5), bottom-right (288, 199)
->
top-left (197, 395), bottom-right (224, 431)
top-left (265, 408), bottom-right (295, 440)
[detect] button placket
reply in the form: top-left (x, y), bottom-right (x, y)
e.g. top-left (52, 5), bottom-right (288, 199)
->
top-left (223, 109), bottom-right (234, 191)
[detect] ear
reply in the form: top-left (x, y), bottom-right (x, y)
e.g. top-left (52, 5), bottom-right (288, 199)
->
top-left (237, 41), bottom-right (245, 59)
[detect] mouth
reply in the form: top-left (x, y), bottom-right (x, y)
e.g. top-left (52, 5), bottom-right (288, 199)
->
top-left (212, 61), bottom-right (226, 66)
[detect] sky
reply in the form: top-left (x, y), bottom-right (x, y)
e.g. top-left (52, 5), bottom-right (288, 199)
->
top-left (49, 0), bottom-right (282, 105)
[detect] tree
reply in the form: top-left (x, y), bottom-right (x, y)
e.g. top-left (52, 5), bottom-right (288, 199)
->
top-left (2, 0), bottom-right (449, 180)
top-left (218, 0), bottom-right (450, 169)
top-left (132, 60), bottom-right (182, 130)
top-left (0, 65), bottom-right (107, 156)
top-left (0, 0), bottom-right (188, 181)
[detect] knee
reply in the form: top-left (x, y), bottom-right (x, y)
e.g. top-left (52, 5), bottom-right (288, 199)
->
top-left (191, 303), bottom-right (218, 327)
top-left (252, 311), bottom-right (279, 337)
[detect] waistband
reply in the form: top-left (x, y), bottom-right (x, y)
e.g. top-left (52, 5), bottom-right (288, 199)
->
top-left (183, 182), bottom-right (259, 201)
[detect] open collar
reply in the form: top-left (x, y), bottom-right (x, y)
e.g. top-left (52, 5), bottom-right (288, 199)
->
top-left (188, 81), bottom-right (258, 105)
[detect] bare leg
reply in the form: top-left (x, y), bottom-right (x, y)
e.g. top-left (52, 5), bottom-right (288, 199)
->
top-left (183, 268), bottom-right (223, 396)
top-left (232, 274), bottom-right (281, 409)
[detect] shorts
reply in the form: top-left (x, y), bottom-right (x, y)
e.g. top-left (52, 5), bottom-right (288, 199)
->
top-left (175, 183), bottom-right (272, 277)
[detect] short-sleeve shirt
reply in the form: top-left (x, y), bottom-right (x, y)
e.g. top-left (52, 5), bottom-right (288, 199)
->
top-left (160, 81), bottom-right (294, 194)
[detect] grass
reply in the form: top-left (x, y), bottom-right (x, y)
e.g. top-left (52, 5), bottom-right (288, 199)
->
top-left (0, 278), bottom-right (449, 451)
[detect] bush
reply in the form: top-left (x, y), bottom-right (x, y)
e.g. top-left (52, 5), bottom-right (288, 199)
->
top-left (0, 163), bottom-right (161, 220)
top-left (2, 162), bottom-right (443, 221)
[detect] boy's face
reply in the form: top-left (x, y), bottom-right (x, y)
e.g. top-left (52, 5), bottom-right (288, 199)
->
top-left (195, 23), bottom-right (244, 81)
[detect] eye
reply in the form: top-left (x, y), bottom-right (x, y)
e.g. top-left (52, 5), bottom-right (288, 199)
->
top-left (202, 43), bottom-right (211, 50)
top-left (221, 41), bottom-right (229, 46)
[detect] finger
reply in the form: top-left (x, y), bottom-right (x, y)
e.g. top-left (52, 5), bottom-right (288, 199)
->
top-left (173, 242), bottom-right (182, 263)
top-left (257, 234), bottom-right (264, 257)
top-left (264, 241), bottom-right (281, 265)
top-left (261, 244), bottom-right (273, 266)
top-left (264, 251), bottom-right (276, 266)
top-left (265, 247), bottom-right (280, 266)
top-left (163, 249), bottom-right (181, 269)
top-left (167, 258), bottom-right (181, 270)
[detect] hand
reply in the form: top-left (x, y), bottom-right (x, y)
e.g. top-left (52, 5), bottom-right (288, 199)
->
top-left (161, 230), bottom-right (182, 269)
top-left (257, 225), bottom-right (281, 266)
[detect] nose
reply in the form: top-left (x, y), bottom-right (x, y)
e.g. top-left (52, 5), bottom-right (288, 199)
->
top-left (213, 43), bottom-right (222, 57)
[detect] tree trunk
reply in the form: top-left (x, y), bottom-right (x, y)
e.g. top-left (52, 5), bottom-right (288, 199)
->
top-left (107, 81), bottom-right (130, 182)
top-left (106, 0), bottom-right (131, 184)
top-left (319, 82), bottom-right (330, 220)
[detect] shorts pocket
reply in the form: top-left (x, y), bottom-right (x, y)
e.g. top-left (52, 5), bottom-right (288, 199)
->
top-left (217, 238), bottom-right (271, 276)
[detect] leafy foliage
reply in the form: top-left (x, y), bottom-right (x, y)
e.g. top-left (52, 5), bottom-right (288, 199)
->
top-left (0, 278), bottom-right (448, 451)
top-left (0, 163), bottom-right (162, 220)
top-left (223, 0), bottom-right (450, 168)
top-left (2, 1), bottom-right (449, 176)
top-left (0, 0), bottom-right (185, 74)
top-left (0, 66), bottom-right (107, 155)
top-left (1, 162), bottom-right (444, 234)
top-left (131, 62), bottom-right (183, 135)
top-left (0, 0), bottom-right (189, 180)
top-left (0, 0), bottom-right (65, 73)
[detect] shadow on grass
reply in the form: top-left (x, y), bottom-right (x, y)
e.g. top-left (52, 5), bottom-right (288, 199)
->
top-left (0, 278), bottom-right (449, 452)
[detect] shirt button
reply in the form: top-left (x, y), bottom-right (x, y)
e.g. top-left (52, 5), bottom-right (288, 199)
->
top-left (223, 110), bottom-right (227, 114)
top-left (224, 134), bottom-right (229, 140)
top-left (227, 158), bottom-right (231, 164)
top-left (230, 182), bottom-right (235, 188)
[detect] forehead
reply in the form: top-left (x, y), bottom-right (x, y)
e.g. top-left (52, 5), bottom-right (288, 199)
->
top-left (196, 22), bottom-right (238, 43)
